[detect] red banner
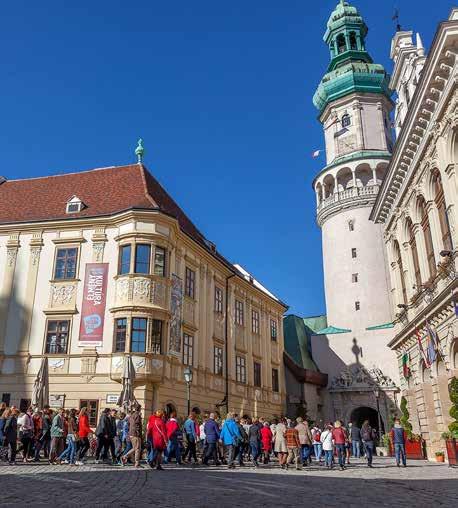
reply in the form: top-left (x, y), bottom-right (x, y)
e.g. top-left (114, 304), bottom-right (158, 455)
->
top-left (79, 263), bottom-right (109, 347)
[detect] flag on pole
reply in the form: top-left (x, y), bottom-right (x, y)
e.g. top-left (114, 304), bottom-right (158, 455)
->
top-left (416, 328), bottom-right (430, 368)
top-left (312, 150), bottom-right (322, 158)
top-left (426, 334), bottom-right (437, 366)
top-left (402, 352), bottom-right (411, 379)
top-left (426, 321), bottom-right (442, 361)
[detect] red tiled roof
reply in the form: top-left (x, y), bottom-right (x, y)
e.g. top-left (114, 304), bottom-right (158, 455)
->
top-left (0, 163), bottom-right (287, 307)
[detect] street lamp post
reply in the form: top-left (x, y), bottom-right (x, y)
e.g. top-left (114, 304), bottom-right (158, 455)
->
top-left (373, 387), bottom-right (383, 443)
top-left (184, 366), bottom-right (193, 416)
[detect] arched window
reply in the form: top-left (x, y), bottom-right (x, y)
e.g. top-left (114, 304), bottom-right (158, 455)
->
top-left (433, 171), bottom-right (453, 251)
top-left (337, 34), bottom-right (346, 54)
top-left (394, 240), bottom-right (407, 304)
top-left (418, 197), bottom-right (437, 279)
top-left (404, 84), bottom-right (411, 107)
top-left (342, 114), bottom-right (351, 128)
top-left (406, 218), bottom-right (422, 290)
top-left (349, 32), bottom-right (357, 50)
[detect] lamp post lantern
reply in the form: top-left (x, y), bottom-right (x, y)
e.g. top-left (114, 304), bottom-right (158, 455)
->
top-left (184, 366), bottom-right (193, 416)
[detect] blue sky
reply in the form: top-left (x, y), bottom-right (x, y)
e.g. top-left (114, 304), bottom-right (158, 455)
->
top-left (0, 0), bottom-right (453, 316)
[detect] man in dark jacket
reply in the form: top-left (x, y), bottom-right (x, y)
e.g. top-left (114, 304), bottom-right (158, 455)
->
top-left (202, 413), bottom-right (220, 465)
top-left (95, 408), bottom-right (111, 463)
top-left (121, 405), bottom-right (143, 468)
top-left (350, 422), bottom-right (361, 458)
top-left (248, 418), bottom-right (261, 467)
top-left (390, 418), bottom-right (407, 467)
top-left (360, 420), bottom-right (376, 467)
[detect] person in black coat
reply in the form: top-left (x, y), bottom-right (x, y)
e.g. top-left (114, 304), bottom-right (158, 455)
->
top-left (95, 408), bottom-right (111, 463)
top-left (3, 408), bottom-right (19, 464)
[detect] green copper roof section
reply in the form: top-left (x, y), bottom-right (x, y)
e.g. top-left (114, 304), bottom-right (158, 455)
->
top-left (283, 315), bottom-right (326, 371)
top-left (313, 1), bottom-right (391, 113)
top-left (366, 322), bottom-right (395, 331)
top-left (315, 325), bottom-right (351, 335)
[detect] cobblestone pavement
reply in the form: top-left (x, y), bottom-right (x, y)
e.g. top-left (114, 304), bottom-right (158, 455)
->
top-left (1, 457), bottom-right (456, 507)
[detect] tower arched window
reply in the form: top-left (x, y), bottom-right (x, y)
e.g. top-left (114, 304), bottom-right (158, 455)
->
top-left (337, 34), bottom-right (346, 54)
top-left (394, 240), bottom-right (407, 305)
top-left (406, 218), bottom-right (422, 290)
top-left (418, 197), bottom-right (437, 279)
top-left (349, 32), bottom-right (357, 50)
top-left (433, 171), bottom-right (453, 251)
top-left (404, 84), bottom-right (411, 107)
top-left (342, 114), bottom-right (351, 128)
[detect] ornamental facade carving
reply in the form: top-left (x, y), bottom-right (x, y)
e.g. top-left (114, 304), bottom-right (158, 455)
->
top-left (330, 364), bottom-right (396, 390)
top-left (51, 284), bottom-right (75, 306)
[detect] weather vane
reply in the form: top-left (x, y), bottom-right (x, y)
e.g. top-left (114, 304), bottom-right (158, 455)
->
top-left (392, 8), bottom-right (401, 32)
top-left (135, 138), bottom-right (145, 163)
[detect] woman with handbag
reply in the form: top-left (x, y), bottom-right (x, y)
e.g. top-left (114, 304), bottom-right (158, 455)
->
top-left (147, 410), bottom-right (168, 470)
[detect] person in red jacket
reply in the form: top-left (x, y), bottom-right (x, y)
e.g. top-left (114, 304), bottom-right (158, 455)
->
top-left (76, 407), bottom-right (91, 465)
top-left (164, 412), bottom-right (182, 465)
top-left (332, 420), bottom-right (347, 470)
top-left (260, 422), bottom-right (273, 464)
top-left (147, 410), bottom-right (168, 470)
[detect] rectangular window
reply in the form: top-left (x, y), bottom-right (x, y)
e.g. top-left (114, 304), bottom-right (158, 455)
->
top-left (254, 361), bottom-right (262, 387)
top-left (236, 355), bottom-right (246, 384)
top-left (214, 287), bottom-right (223, 313)
top-left (1, 393), bottom-right (11, 405)
top-left (154, 246), bottom-right (166, 277)
top-left (270, 319), bottom-right (278, 341)
top-left (80, 399), bottom-right (98, 428)
top-left (272, 368), bottom-right (279, 392)
top-left (119, 244), bottom-right (131, 275)
top-left (351, 248), bottom-right (357, 258)
top-left (135, 244), bottom-right (151, 274)
top-left (352, 273), bottom-right (358, 283)
top-left (251, 309), bottom-right (260, 334)
top-left (235, 300), bottom-right (244, 326)
top-left (54, 247), bottom-right (78, 280)
top-left (185, 267), bottom-right (196, 299)
top-left (114, 318), bottom-right (127, 352)
top-left (183, 333), bottom-right (194, 366)
top-left (214, 346), bottom-right (223, 376)
top-left (131, 317), bottom-right (147, 352)
top-left (348, 221), bottom-right (354, 232)
top-left (19, 399), bottom-right (31, 413)
top-left (151, 319), bottom-right (163, 354)
top-left (45, 320), bottom-right (70, 354)
top-left (355, 301), bottom-right (360, 311)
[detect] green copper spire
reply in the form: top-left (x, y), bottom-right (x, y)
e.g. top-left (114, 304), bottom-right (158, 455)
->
top-left (313, 1), bottom-right (391, 113)
top-left (135, 138), bottom-right (145, 163)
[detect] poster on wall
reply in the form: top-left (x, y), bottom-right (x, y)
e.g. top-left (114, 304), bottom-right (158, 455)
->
top-left (169, 273), bottom-right (183, 354)
top-left (78, 263), bottom-right (109, 347)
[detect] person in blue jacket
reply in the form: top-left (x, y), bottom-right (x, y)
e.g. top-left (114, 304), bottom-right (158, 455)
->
top-left (183, 414), bottom-right (198, 463)
top-left (202, 413), bottom-right (220, 465)
top-left (220, 412), bottom-right (242, 469)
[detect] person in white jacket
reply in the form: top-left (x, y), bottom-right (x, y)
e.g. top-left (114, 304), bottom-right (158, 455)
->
top-left (320, 424), bottom-right (334, 469)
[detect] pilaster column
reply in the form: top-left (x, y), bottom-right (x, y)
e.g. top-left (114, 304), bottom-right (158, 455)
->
top-left (0, 234), bottom-right (20, 354)
top-left (377, 102), bottom-right (388, 150)
top-left (19, 233), bottom-right (44, 353)
top-left (372, 167), bottom-right (377, 185)
top-left (401, 241), bottom-right (415, 300)
top-left (91, 226), bottom-right (107, 263)
top-left (352, 101), bottom-right (364, 150)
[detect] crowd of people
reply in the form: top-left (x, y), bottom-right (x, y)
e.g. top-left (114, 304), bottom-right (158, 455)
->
top-left (0, 402), bottom-right (409, 470)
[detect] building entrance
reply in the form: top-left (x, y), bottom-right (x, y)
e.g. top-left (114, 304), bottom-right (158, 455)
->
top-left (350, 406), bottom-right (384, 433)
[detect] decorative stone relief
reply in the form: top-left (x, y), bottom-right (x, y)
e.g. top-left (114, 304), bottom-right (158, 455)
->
top-left (93, 242), bottom-right (105, 262)
top-left (151, 359), bottom-right (163, 370)
top-left (49, 359), bottom-right (65, 370)
top-left (112, 357), bottom-right (123, 370)
top-left (117, 279), bottom-right (130, 299)
top-left (134, 358), bottom-right (145, 369)
top-left (330, 364), bottom-right (397, 390)
top-left (152, 280), bottom-right (166, 306)
top-left (6, 248), bottom-right (17, 267)
top-left (51, 284), bottom-right (75, 306)
top-left (30, 247), bottom-right (41, 266)
top-left (133, 279), bottom-right (151, 300)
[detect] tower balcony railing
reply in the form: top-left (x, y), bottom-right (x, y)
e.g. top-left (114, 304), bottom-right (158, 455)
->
top-left (317, 184), bottom-right (380, 213)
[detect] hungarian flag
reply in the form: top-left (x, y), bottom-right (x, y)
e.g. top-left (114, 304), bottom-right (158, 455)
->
top-left (402, 352), bottom-right (411, 379)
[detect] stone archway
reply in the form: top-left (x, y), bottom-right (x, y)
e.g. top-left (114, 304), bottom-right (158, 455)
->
top-left (350, 406), bottom-right (384, 433)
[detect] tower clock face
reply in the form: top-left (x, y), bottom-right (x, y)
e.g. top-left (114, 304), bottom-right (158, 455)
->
top-left (337, 135), bottom-right (357, 154)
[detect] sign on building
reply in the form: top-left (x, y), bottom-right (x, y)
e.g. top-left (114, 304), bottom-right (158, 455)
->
top-left (79, 263), bottom-right (109, 347)
top-left (106, 394), bottom-right (119, 404)
top-left (49, 394), bottom-right (65, 408)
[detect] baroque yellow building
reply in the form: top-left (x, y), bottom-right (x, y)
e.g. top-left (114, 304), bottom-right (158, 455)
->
top-left (0, 162), bottom-right (287, 425)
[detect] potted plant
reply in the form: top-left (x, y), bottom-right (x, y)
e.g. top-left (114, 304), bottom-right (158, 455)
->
top-left (444, 377), bottom-right (458, 467)
top-left (435, 451), bottom-right (445, 463)
top-left (400, 396), bottom-right (424, 459)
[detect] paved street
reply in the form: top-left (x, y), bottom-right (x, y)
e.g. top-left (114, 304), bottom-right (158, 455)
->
top-left (1, 457), bottom-right (456, 507)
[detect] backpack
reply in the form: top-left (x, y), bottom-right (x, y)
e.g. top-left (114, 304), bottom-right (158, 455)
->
top-left (361, 426), bottom-right (374, 441)
top-left (314, 432), bottom-right (321, 442)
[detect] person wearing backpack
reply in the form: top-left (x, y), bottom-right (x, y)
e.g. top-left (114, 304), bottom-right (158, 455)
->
top-left (235, 416), bottom-right (248, 466)
top-left (311, 424), bottom-right (323, 464)
top-left (320, 423), bottom-right (334, 469)
top-left (360, 420), bottom-right (376, 467)
top-left (331, 420), bottom-right (347, 470)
